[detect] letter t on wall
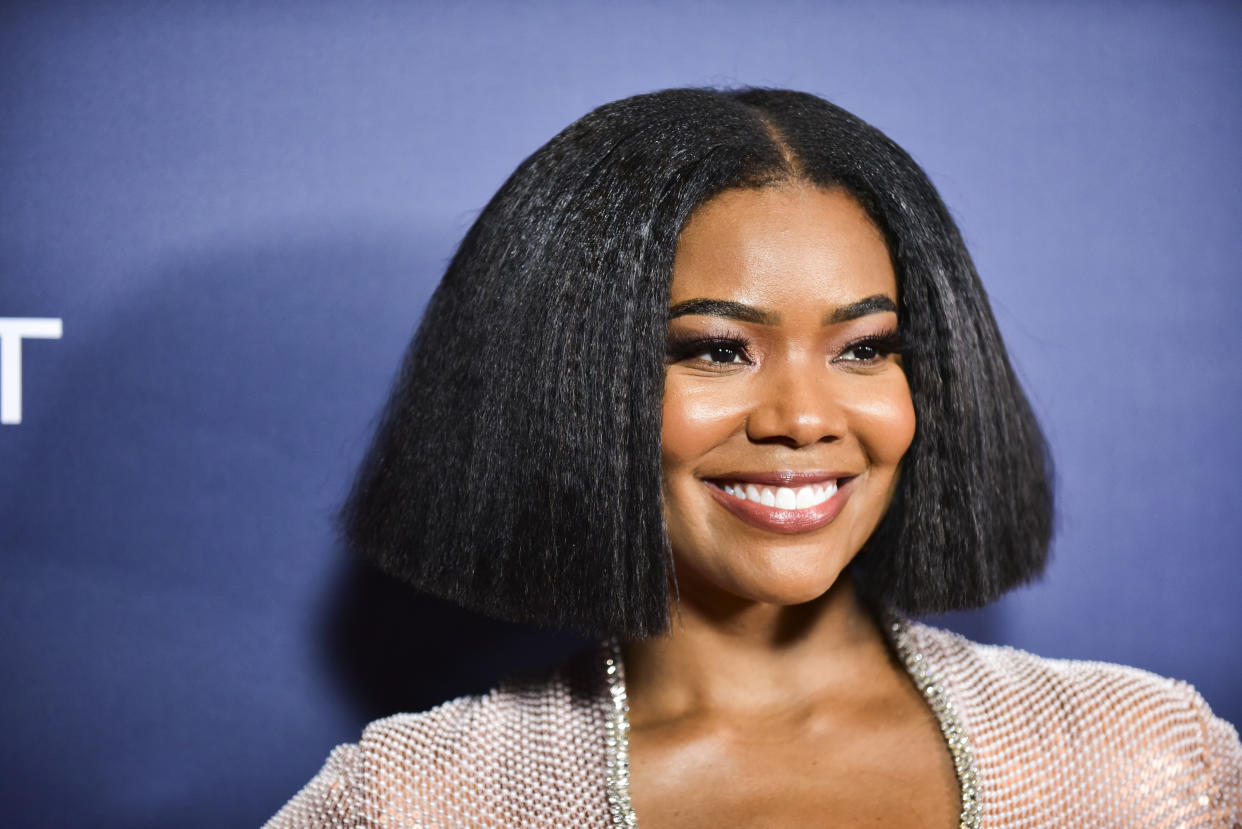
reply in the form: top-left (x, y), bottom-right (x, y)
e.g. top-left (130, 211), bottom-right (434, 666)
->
top-left (0, 318), bottom-right (64, 425)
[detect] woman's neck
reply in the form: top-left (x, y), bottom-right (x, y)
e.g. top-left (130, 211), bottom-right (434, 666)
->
top-left (621, 572), bottom-right (891, 725)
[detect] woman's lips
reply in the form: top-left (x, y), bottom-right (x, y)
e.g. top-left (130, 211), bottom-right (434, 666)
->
top-left (704, 475), bottom-right (855, 534)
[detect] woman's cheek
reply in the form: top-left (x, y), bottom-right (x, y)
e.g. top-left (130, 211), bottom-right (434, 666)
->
top-left (848, 379), bottom-right (916, 464)
top-left (661, 379), bottom-right (750, 468)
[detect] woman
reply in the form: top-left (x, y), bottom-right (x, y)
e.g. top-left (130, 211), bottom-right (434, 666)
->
top-left (267, 88), bottom-right (1240, 827)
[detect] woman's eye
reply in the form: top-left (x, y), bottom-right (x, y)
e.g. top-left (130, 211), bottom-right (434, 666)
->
top-left (837, 332), bottom-right (904, 364)
top-left (700, 345), bottom-right (745, 364)
top-left (843, 343), bottom-right (880, 362)
top-left (665, 336), bottom-right (751, 367)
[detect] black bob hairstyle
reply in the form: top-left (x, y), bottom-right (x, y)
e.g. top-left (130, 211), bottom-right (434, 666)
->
top-left (343, 87), bottom-right (1053, 638)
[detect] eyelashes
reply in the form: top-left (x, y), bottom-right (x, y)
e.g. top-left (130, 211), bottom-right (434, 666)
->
top-left (666, 326), bottom-right (906, 368)
top-left (665, 329), bottom-right (754, 365)
top-left (838, 330), bottom-right (907, 363)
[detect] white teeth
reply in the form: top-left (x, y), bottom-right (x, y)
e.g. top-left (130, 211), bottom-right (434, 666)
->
top-left (719, 479), bottom-right (838, 511)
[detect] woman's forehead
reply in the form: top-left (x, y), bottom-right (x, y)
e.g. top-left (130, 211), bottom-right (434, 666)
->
top-left (669, 184), bottom-right (897, 313)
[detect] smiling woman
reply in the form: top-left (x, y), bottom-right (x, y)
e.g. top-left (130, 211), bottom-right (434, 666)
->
top-left (265, 88), bottom-right (1241, 827)
top-left (660, 186), bottom-right (915, 603)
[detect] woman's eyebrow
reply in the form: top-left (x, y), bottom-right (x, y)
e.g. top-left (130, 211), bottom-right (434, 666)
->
top-left (667, 299), bottom-right (775, 324)
top-left (667, 294), bottom-right (897, 325)
top-left (824, 294), bottom-right (897, 324)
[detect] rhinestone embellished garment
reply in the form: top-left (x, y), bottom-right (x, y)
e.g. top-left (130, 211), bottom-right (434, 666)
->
top-left (266, 620), bottom-right (1242, 828)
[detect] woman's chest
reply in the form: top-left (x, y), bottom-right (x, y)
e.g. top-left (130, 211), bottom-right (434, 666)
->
top-left (626, 709), bottom-right (961, 828)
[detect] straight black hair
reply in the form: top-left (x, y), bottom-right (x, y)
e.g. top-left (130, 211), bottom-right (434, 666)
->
top-left (342, 87), bottom-right (1053, 637)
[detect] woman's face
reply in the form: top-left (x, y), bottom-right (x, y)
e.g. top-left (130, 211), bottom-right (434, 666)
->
top-left (661, 184), bottom-right (916, 609)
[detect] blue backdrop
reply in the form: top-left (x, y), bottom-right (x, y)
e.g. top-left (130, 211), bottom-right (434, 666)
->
top-left (2, 2), bottom-right (1239, 826)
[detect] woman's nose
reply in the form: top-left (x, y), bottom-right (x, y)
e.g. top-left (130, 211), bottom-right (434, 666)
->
top-left (744, 357), bottom-right (845, 448)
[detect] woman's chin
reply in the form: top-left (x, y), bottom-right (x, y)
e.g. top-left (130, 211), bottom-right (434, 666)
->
top-left (747, 578), bottom-right (846, 608)
top-left (677, 559), bottom-right (854, 612)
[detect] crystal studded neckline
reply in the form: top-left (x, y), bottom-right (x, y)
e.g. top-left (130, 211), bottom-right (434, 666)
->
top-left (884, 614), bottom-right (983, 828)
top-left (602, 613), bottom-right (982, 829)
top-left (603, 645), bottom-right (637, 827)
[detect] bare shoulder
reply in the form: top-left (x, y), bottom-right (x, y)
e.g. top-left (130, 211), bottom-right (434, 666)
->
top-left (905, 621), bottom-right (1242, 826)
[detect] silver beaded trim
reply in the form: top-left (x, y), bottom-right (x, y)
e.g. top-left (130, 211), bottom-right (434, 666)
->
top-left (603, 639), bottom-right (638, 827)
top-left (603, 618), bottom-right (982, 829)
top-left (884, 614), bottom-right (983, 829)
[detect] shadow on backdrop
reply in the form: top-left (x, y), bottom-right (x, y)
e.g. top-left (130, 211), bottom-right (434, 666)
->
top-left (322, 555), bottom-right (590, 724)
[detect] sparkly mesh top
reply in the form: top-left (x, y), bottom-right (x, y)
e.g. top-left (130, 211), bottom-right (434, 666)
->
top-left (265, 620), bottom-right (1242, 828)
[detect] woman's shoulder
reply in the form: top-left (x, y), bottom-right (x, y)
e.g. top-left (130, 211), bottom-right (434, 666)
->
top-left (356, 653), bottom-right (610, 773)
top-left (905, 618), bottom-right (1219, 705)
top-left (905, 620), bottom-right (1242, 826)
top-left (264, 649), bottom-right (614, 828)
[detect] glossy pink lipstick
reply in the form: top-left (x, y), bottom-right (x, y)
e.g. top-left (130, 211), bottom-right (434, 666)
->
top-left (704, 472), bottom-right (855, 534)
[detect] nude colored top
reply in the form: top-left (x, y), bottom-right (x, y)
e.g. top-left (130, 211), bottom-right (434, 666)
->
top-left (265, 622), bottom-right (1242, 828)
